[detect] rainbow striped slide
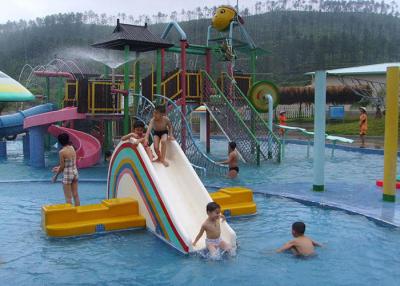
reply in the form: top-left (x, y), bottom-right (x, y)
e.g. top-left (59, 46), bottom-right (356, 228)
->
top-left (107, 140), bottom-right (237, 254)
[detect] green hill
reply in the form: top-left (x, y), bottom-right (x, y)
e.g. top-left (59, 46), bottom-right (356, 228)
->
top-left (1, 11), bottom-right (400, 85)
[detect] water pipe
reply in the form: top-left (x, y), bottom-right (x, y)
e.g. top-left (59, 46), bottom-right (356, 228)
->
top-left (263, 94), bottom-right (273, 158)
top-left (33, 71), bottom-right (75, 80)
top-left (161, 21), bottom-right (187, 40)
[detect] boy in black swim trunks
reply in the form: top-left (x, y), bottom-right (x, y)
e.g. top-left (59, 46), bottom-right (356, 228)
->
top-left (144, 105), bottom-right (174, 167)
top-left (219, 141), bottom-right (239, 179)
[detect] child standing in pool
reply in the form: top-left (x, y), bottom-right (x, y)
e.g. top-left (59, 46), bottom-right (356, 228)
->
top-left (219, 142), bottom-right (239, 179)
top-left (51, 133), bottom-right (80, 206)
top-left (276, 222), bottom-right (321, 256)
top-left (145, 105), bottom-right (174, 167)
top-left (359, 107), bottom-right (368, 148)
top-left (192, 202), bottom-right (232, 257)
top-left (121, 120), bottom-right (153, 160)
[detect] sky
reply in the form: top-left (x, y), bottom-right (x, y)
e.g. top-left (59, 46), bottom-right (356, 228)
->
top-left (0, 0), bottom-right (257, 24)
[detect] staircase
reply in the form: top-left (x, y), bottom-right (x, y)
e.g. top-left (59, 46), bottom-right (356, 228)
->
top-left (201, 70), bottom-right (281, 165)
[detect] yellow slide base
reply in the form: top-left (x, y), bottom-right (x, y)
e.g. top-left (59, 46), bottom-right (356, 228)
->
top-left (42, 198), bottom-right (146, 237)
top-left (210, 187), bottom-right (257, 217)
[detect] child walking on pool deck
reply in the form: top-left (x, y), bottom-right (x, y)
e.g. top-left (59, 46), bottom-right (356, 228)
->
top-left (51, 133), bottom-right (80, 206)
top-left (121, 121), bottom-right (153, 160)
top-left (145, 105), bottom-right (174, 167)
top-left (359, 107), bottom-right (368, 148)
top-left (276, 222), bottom-right (321, 256)
top-left (219, 141), bottom-right (239, 179)
top-left (192, 202), bottom-right (232, 257)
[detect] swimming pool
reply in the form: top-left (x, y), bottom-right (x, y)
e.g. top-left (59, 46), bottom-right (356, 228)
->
top-left (1, 139), bottom-right (400, 285)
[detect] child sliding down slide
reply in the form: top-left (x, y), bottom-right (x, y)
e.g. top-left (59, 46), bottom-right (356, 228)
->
top-left (192, 202), bottom-right (234, 258)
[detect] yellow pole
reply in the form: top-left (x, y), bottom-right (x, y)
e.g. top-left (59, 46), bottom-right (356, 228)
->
top-left (383, 66), bottom-right (400, 202)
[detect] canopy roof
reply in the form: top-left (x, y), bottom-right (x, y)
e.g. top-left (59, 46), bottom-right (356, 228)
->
top-left (306, 63), bottom-right (400, 76)
top-left (92, 20), bottom-right (173, 52)
top-left (0, 71), bottom-right (34, 102)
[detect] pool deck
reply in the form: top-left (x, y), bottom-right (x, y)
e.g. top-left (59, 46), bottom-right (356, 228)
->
top-left (251, 181), bottom-right (400, 228)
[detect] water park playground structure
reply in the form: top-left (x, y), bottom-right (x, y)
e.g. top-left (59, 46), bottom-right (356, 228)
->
top-left (2, 5), bottom-right (400, 257)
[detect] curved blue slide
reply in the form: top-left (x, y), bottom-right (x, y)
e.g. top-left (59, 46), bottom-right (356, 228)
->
top-left (0, 103), bottom-right (54, 139)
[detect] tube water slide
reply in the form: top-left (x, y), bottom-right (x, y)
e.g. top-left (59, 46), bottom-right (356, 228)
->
top-left (48, 125), bottom-right (101, 169)
top-left (107, 140), bottom-right (237, 254)
top-left (0, 103), bottom-right (54, 139)
top-left (23, 107), bottom-right (101, 168)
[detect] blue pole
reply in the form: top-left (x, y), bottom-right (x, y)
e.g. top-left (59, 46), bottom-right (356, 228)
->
top-left (29, 126), bottom-right (46, 168)
top-left (23, 134), bottom-right (30, 159)
top-left (0, 140), bottom-right (6, 159)
top-left (313, 71), bottom-right (326, 192)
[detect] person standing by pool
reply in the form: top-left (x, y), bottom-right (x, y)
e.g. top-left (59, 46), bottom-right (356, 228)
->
top-left (51, 133), bottom-right (80, 206)
top-left (219, 141), bottom-right (239, 179)
top-left (359, 107), bottom-right (368, 148)
top-left (276, 221), bottom-right (321, 256)
top-left (278, 111), bottom-right (287, 136)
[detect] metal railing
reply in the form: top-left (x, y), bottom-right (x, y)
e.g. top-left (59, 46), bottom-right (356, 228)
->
top-left (201, 70), bottom-right (262, 165)
top-left (132, 93), bottom-right (227, 177)
top-left (221, 73), bottom-right (282, 163)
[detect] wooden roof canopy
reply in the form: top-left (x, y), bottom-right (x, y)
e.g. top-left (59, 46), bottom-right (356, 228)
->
top-left (92, 19), bottom-right (173, 52)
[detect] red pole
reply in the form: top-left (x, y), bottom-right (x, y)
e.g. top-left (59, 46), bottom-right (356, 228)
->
top-left (180, 40), bottom-right (187, 152)
top-left (205, 48), bottom-right (211, 153)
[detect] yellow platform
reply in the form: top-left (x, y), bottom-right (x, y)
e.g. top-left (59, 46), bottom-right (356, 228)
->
top-left (42, 198), bottom-right (146, 237)
top-left (210, 187), bottom-right (257, 217)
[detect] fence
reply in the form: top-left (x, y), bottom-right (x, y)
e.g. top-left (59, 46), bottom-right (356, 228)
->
top-left (275, 104), bottom-right (314, 120)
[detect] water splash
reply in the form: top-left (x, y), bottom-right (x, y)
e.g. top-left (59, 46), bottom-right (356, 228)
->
top-left (59, 47), bottom-right (141, 69)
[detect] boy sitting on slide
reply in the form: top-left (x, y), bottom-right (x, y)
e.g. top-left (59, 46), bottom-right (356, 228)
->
top-left (121, 121), bottom-right (153, 160)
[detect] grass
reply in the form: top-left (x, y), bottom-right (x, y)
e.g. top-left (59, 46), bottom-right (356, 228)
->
top-left (288, 116), bottom-right (388, 136)
top-left (326, 117), bottom-right (386, 136)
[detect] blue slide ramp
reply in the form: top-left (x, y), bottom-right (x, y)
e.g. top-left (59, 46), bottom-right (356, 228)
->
top-left (0, 103), bottom-right (54, 139)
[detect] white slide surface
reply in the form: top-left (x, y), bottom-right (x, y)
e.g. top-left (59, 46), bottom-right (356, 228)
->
top-left (151, 141), bottom-right (237, 251)
top-left (112, 139), bottom-right (237, 253)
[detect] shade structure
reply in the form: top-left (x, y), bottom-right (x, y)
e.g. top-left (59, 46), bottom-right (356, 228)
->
top-left (92, 20), bottom-right (173, 52)
top-left (0, 71), bottom-right (34, 102)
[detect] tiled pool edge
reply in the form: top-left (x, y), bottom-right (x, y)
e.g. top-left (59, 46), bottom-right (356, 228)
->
top-left (253, 190), bottom-right (400, 228)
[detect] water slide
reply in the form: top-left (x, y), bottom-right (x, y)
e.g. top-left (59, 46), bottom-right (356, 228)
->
top-left (107, 140), bottom-right (237, 254)
top-left (0, 103), bottom-right (54, 139)
top-left (48, 125), bottom-right (101, 168)
top-left (23, 107), bottom-right (101, 168)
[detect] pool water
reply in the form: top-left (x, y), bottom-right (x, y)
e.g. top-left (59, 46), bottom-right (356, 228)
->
top-left (0, 186), bottom-right (399, 286)
top-left (1, 139), bottom-right (400, 285)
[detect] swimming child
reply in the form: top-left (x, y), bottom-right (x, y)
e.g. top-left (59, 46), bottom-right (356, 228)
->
top-left (278, 110), bottom-right (287, 136)
top-left (359, 107), bottom-right (368, 148)
top-left (121, 121), bottom-right (153, 160)
top-left (192, 202), bottom-right (232, 257)
top-left (144, 105), bottom-right (174, 167)
top-left (51, 133), bottom-right (80, 206)
top-left (276, 222), bottom-right (321, 256)
top-left (219, 141), bottom-right (239, 179)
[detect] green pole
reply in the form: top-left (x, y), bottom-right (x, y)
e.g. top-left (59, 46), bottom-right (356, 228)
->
top-left (250, 49), bottom-right (258, 164)
top-left (156, 49), bottom-right (162, 105)
top-left (123, 45), bottom-right (130, 135)
top-left (133, 55), bottom-right (141, 117)
top-left (103, 64), bottom-right (112, 151)
top-left (46, 77), bottom-right (50, 103)
top-left (57, 77), bottom-right (63, 109)
top-left (45, 77), bottom-right (51, 150)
